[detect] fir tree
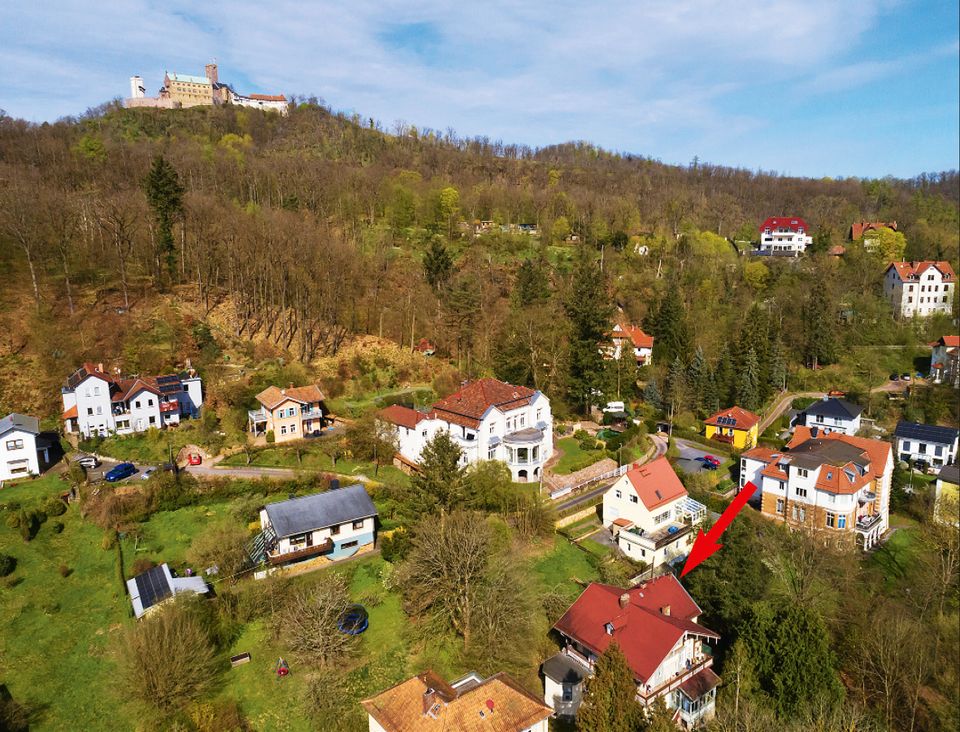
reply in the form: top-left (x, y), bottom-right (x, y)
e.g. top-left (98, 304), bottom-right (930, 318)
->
top-left (767, 338), bottom-right (786, 394)
top-left (643, 378), bottom-right (663, 411)
top-left (666, 355), bottom-right (689, 412)
top-left (513, 258), bottom-right (550, 307)
top-left (142, 154), bottom-right (184, 281)
top-left (423, 237), bottom-right (454, 292)
top-left (736, 348), bottom-right (760, 411)
top-left (411, 432), bottom-right (466, 512)
top-left (802, 294), bottom-right (839, 368)
top-left (714, 345), bottom-right (735, 408)
top-left (564, 252), bottom-right (613, 414)
top-left (650, 286), bottom-right (689, 366)
top-left (701, 368), bottom-right (720, 415)
top-left (576, 642), bottom-right (645, 732)
top-left (688, 346), bottom-right (707, 413)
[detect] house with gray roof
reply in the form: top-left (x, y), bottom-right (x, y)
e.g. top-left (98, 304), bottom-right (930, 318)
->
top-left (894, 421), bottom-right (959, 470)
top-left (0, 413), bottom-right (48, 482)
top-left (126, 563), bottom-right (209, 619)
top-left (801, 397), bottom-right (863, 436)
top-left (255, 482), bottom-right (377, 567)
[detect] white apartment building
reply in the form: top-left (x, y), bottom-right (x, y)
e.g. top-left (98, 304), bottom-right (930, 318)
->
top-left (380, 378), bottom-right (553, 482)
top-left (742, 426), bottom-right (892, 549)
top-left (801, 396), bottom-right (863, 436)
top-left (0, 413), bottom-right (49, 481)
top-left (884, 261), bottom-right (956, 318)
top-left (757, 216), bottom-right (812, 256)
top-left (602, 457), bottom-right (706, 570)
top-left (61, 362), bottom-right (203, 439)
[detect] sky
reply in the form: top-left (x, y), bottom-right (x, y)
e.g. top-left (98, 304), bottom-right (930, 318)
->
top-left (1, 0), bottom-right (958, 179)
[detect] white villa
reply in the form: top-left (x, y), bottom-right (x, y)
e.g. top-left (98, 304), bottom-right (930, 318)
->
top-left (61, 362), bottom-right (202, 438)
top-left (546, 574), bottom-right (720, 728)
top-left (379, 378), bottom-right (553, 482)
top-left (605, 316), bottom-right (655, 366)
top-left (0, 413), bottom-right (50, 482)
top-left (883, 261), bottom-right (956, 318)
top-left (602, 457), bottom-right (706, 570)
top-left (893, 421), bottom-right (958, 470)
top-left (757, 216), bottom-right (812, 256)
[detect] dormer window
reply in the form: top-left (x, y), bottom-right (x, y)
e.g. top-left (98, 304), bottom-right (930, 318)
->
top-left (605, 622), bottom-right (615, 635)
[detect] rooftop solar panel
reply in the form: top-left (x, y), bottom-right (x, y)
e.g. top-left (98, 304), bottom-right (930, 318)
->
top-left (135, 565), bottom-right (172, 611)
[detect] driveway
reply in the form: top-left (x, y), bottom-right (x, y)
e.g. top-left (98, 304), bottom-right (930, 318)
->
top-left (673, 439), bottom-right (722, 475)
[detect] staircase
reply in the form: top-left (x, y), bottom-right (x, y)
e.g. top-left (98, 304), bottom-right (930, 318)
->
top-left (247, 524), bottom-right (278, 565)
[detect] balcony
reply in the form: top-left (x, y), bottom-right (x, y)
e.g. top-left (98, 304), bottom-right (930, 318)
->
top-left (248, 408), bottom-right (269, 423)
top-left (637, 656), bottom-right (713, 704)
top-left (267, 538), bottom-right (334, 565)
top-left (710, 433), bottom-right (735, 445)
top-left (300, 407), bottom-right (325, 419)
top-left (858, 490), bottom-right (877, 504)
top-left (622, 523), bottom-right (692, 551)
top-left (502, 427), bottom-right (545, 446)
top-left (855, 513), bottom-right (882, 532)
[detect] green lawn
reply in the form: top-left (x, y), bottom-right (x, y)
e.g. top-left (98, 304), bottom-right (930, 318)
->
top-left (866, 523), bottom-right (921, 592)
top-left (326, 385), bottom-right (436, 418)
top-left (121, 502), bottom-right (239, 572)
top-left (532, 535), bottom-right (601, 601)
top-left (0, 473), bottom-right (72, 507)
top-left (0, 503), bottom-right (136, 730)
top-left (552, 437), bottom-right (606, 475)
top-left (83, 422), bottom-right (220, 464)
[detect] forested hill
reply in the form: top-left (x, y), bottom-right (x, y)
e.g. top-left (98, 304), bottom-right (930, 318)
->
top-left (0, 101), bottom-right (958, 420)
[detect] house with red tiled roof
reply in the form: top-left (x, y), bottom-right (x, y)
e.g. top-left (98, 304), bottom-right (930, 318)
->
top-left (757, 216), bottom-right (811, 257)
top-left (930, 335), bottom-right (960, 387)
top-left (61, 362), bottom-right (202, 438)
top-left (703, 406), bottom-right (760, 450)
top-left (378, 378), bottom-right (552, 482)
top-left (740, 426), bottom-right (892, 549)
top-left (602, 457), bottom-right (706, 570)
top-left (606, 317), bottom-right (655, 366)
top-left (850, 221), bottom-right (897, 241)
top-left (884, 261), bottom-right (956, 318)
top-left (544, 574), bottom-right (720, 727)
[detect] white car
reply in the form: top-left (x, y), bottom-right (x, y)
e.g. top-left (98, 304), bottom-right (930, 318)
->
top-left (603, 401), bottom-right (626, 413)
top-left (140, 467), bottom-right (157, 481)
top-left (75, 455), bottom-right (100, 469)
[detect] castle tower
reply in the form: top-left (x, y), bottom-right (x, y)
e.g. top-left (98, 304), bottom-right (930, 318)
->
top-left (129, 75), bottom-right (145, 99)
top-left (205, 63), bottom-right (218, 84)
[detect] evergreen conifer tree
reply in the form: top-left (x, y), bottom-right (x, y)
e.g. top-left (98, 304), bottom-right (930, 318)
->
top-left (564, 252), bottom-right (613, 414)
top-left (142, 154), bottom-right (184, 281)
top-left (576, 642), bottom-right (646, 732)
top-left (411, 432), bottom-right (466, 512)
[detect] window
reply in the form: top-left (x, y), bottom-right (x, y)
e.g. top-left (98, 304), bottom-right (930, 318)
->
top-left (149, 416), bottom-right (156, 425)
top-left (838, 515), bottom-right (847, 529)
top-left (816, 415), bottom-right (824, 423)
top-left (87, 408), bottom-right (93, 416)
top-left (629, 495), bottom-right (638, 504)
top-left (919, 443), bottom-right (927, 454)
top-left (791, 505), bottom-right (798, 520)
top-left (135, 400), bottom-right (141, 409)
top-left (488, 446), bottom-right (496, 459)
top-left (935, 445), bottom-right (943, 456)
top-left (615, 490), bottom-right (622, 499)
top-left (654, 511), bottom-right (670, 524)
top-left (796, 486), bottom-right (807, 498)
top-left (96, 406), bottom-right (102, 415)
top-left (536, 408), bottom-right (542, 420)
top-left (489, 423), bottom-right (495, 433)
top-left (797, 467), bottom-right (808, 478)
top-left (290, 424), bottom-right (296, 433)
top-left (519, 414), bottom-right (526, 428)
top-left (5, 439), bottom-right (24, 450)
top-left (280, 426), bottom-right (287, 435)
top-left (798, 507), bottom-right (806, 522)
top-left (826, 512), bottom-right (836, 528)
top-left (330, 524), bottom-right (340, 535)
top-left (902, 441), bottom-right (911, 451)
top-left (341, 540), bottom-right (359, 550)
top-left (148, 399), bottom-right (154, 406)
top-left (421, 430), bottom-right (427, 437)
top-left (93, 386), bottom-right (100, 396)
top-left (352, 520), bottom-right (364, 530)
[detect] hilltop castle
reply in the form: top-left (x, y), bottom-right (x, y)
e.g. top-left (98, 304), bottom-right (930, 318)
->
top-left (125, 63), bottom-right (287, 115)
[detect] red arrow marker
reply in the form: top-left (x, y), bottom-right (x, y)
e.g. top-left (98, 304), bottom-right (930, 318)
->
top-left (680, 481), bottom-right (756, 578)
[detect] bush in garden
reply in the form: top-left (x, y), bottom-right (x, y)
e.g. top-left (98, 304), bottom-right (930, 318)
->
top-left (0, 554), bottom-right (15, 577)
top-left (52, 521), bottom-right (64, 534)
top-left (43, 498), bottom-right (67, 517)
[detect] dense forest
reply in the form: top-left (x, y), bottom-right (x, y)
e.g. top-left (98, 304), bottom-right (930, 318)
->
top-left (0, 99), bottom-right (957, 423)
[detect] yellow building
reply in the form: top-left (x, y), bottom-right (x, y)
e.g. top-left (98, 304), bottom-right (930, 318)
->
top-left (704, 406), bottom-right (760, 450)
top-left (248, 385), bottom-right (328, 443)
top-left (163, 72), bottom-right (213, 107)
top-left (935, 465), bottom-right (959, 526)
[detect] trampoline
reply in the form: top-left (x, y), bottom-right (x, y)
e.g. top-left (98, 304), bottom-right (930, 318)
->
top-left (338, 604), bottom-right (369, 635)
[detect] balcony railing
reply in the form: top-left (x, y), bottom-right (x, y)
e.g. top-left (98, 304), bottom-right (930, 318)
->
top-left (267, 538), bottom-right (334, 565)
top-left (710, 433), bottom-right (735, 444)
top-left (637, 657), bottom-right (713, 704)
top-left (855, 514), bottom-right (882, 532)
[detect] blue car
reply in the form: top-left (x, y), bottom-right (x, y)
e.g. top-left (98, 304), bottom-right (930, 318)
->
top-left (105, 462), bottom-right (137, 482)
top-left (695, 456), bottom-right (719, 470)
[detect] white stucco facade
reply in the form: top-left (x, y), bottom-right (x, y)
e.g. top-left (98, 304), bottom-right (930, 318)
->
top-left (884, 261), bottom-right (956, 318)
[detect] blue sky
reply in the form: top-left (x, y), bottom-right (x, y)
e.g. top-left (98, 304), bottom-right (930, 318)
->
top-left (1, 0), bottom-right (957, 178)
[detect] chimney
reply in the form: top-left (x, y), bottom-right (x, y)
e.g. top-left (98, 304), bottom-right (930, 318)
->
top-left (422, 688), bottom-right (437, 715)
top-left (619, 593), bottom-right (630, 609)
top-left (661, 605), bottom-right (671, 616)
top-left (288, 382), bottom-right (295, 389)
top-left (97, 362), bottom-right (104, 373)
top-left (205, 62), bottom-right (218, 84)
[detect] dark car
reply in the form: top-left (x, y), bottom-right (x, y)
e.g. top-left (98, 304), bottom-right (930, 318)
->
top-left (105, 462), bottom-right (137, 482)
top-left (889, 373), bottom-right (899, 381)
top-left (696, 456), bottom-right (719, 470)
top-left (703, 455), bottom-right (721, 466)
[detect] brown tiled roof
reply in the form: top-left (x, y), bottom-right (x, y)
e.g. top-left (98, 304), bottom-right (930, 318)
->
top-left (431, 379), bottom-right (535, 430)
top-left (380, 404), bottom-right (429, 430)
top-left (360, 670), bottom-right (551, 732)
top-left (704, 406), bottom-right (760, 431)
top-left (255, 384), bottom-right (325, 410)
top-left (679, 667), bottom-right (721, 699)
top-left (247, 93), bottom-right (286, 101)
top-left (115, 377), bottom-right (162, 401)
top-left (613, 322), bottom-right (654, 349)
top-left (623, 456), bottom-right (687, 511)
top-left (61, 405), bottom-right (78, 420)
top-left (851, 221), bottom-right (897, 240)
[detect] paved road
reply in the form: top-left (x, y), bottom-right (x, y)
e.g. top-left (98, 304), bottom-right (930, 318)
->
top-left (554, 434), bottom-right (668, 513)
top-left (758, 381), bottom-right (908, 434)
top-left (185, 463), bottom-right (299, 480)
top-left (673, 438), bottom-right (723, 475)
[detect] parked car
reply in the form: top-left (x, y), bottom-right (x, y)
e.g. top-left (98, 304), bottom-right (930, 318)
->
top-left (901, 373), bottom-right (911, 381)
top-left (75, 455), bottom-right (100, 469)
top-left (603, 400), bottom-right (626, 413)
top-left (703, 455), bottom-right (721, 466)
top-left (696, 456), bottom-right (719, 470)
top-left (140, 467), bottom-right (157, 481)
top-left (105, 462), bottom-right (137, 482)
top-left (187, 453), bottom-right (202, 466)
top-left (160, 462), bottom-right (176, 473)
top-left (889, 373), bottom-right (899, 381)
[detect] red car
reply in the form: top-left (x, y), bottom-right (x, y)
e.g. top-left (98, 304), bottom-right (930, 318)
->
top-left (187, 453), bottom-right (202, 466)
top-left (703, 455), bottom-right (721, 466)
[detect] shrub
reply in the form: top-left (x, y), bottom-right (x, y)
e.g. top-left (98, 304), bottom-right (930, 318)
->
top-left (17, 511), bottom-right (40, 542)
top-left (265, 430), bottom-right (275, 444)
top-left (0, 554), bottom-right (15, 577)
top-left (130, 558), bottom-right (157, 576)
top-left (52, 521), bottom-right (64, 534)
top-left (380, 530), bottom-right (412, 563)
top-left (43, 498), bottom-right (67, 517)
top-left (101, 531), bottom-right (117, 550)
top-left (58, 564), bottom-right (72, 578)
top-left (5, 515), bottom-right (19, 530)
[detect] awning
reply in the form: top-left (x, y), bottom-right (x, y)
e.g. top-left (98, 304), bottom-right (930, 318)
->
top-left (678, 667), bottom-right (721, 700)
